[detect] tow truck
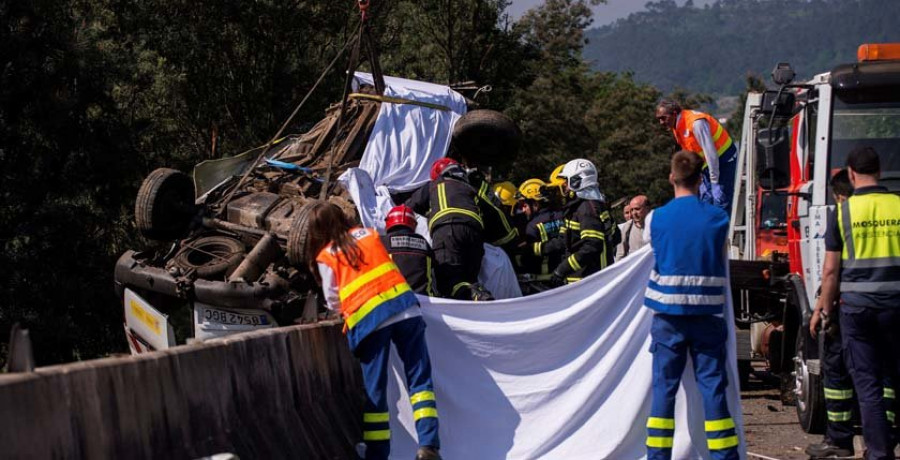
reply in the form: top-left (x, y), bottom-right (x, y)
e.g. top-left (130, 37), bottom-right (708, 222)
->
top-left (729, 43), bottom-right (900, 432)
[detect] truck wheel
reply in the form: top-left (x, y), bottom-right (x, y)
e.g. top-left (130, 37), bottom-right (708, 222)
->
top-left (287, 202), bottom-right (318, 266)
top-left (172, 235), bottom-right (245, 279)
top-left (135, 168), bottom-right (196, 240)
top-left (794, 328), bottom-right (826, 434)
top-left (451, 110), bottom-right (521, 168)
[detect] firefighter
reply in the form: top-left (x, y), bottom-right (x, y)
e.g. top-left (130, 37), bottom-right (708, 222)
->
top-left (644, 151), bottom-right (739, 460)
top-left (817, 147), bottom-right (900, 460)
top-left (517, 178), bottom-right (564, 283)
top-left (405, 158), bottom-right (493, 301)
top-left (306, 202), bottom-right (441, 460)
top-left (548, 164), bottom-right (567, 210)
top-left (471, 172), bottom-right (521, 254)
top-left (545, 158), bottom-right (620, 286)
top-left (494, 181), bottom-right (529, 242)
top-left (382, 204), bottom-right (436, 297)
top-left (656, 100), bottom-right (738, 212)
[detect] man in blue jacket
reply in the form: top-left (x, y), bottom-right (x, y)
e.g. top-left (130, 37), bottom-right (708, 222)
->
top-left (643, 151), bottom-right (739, 460)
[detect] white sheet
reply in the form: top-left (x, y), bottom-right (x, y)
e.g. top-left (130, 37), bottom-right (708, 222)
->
top-left (382, 246), bottom-right (745, 459)
top-left (352, 72), bottom-right (467, 192)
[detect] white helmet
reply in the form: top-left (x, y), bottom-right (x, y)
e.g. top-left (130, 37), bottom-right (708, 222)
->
top-left (559, 158), bottom-right (598, 192)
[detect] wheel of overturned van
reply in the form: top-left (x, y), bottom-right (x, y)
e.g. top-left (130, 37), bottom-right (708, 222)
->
top-left (135, 168), bottom-right (196, 241)
top-left (451, 110), bottom-right (521, 167)
top-left (287, 202), bottom-right (319, 266)
top-left (171, 235), bottom-right (245, 279)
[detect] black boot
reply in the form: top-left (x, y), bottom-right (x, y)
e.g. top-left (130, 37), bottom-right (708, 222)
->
top-left (805, 439), bottom-right (854, 458)
top-left (415, 446), bottom-right (442, 460)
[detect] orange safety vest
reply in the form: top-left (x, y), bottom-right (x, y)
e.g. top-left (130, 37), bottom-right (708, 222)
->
top-left (672, 110), bottom-right (734, 164)
top-left (317, 227), bottom-right (417, 350)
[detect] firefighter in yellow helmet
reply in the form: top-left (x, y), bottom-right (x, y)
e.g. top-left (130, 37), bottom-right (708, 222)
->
top-left (494, 180), bottom-right (529, 253)
top-left (548, 164), bottom-right (568, 209)
top-left (517, 179), bottom-right (565, 289)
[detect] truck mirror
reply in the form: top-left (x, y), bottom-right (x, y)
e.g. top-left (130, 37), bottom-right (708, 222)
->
top-left (759, 90), bottom-right (796, 118)
top-left (756, 126), bottom-right (791, 190)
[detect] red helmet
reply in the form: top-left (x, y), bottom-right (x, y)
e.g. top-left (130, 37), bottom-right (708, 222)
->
top-left (385, 205), bottom-right (417, 231)
top-left (430, 157), bottom-right (460, 180)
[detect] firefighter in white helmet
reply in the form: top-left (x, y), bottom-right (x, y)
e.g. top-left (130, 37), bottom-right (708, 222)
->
top-left (544, 158), bottom-right (620, 286)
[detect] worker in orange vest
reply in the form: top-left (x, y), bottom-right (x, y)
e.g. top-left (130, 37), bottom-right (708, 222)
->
top-left (307, 201), bottom-right (441, 460)
top-left (656, 100), bottom-right (738, 212)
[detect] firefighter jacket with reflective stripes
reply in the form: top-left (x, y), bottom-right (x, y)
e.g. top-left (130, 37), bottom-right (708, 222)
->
top-left (644, 196), bottom-right (729, 315)
top-left (546, 198), bottom-right (620, 282)
top-left (316, 227), bottom-right (418, 351)
top-left (673, 110), bottom-right (734, 161)
top-left (836, 187), bottom-right (900, 307)
top-left (474, 179), bottom-right (520, 248)
top-left (520, 208), bottom-right (564, 278)
top-left (381, 227), bottom-right (436, 297)
top-left (406, 177), bottom-right (483, 233)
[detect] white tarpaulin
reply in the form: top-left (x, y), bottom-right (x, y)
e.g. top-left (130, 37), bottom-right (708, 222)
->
top-left (380, 247), bottom-right (745, 459)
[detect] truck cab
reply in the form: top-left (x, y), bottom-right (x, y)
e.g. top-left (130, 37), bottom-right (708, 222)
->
top-left (729, 43), bottom-right (900, 432)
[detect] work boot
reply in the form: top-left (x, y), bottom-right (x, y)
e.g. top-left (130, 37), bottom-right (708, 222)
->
top-left (415, 446), bottom-right (442, 460)
top-left (805, 439), bottom-right (853, 458)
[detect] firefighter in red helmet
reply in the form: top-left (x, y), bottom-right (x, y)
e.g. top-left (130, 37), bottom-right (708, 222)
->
top-left (382, 205), bottom-right (436, 296)
top-left (405, 158), bottom-right (494, 301)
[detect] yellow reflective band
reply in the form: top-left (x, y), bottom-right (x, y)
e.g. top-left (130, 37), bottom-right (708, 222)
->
top-left (828, 411), bottom-right (852, 422)
top-left (410, 391), bottom-right (436, 405)
top-left (492, 228), bottom-right (518, 246)
top-left (426, 257), bottom-right (435, 297)
top-left (413, 407), bottom-right (439, 420)
top-left (345, 283), bottom-right (412, 329)
top-left (824, 388), bottom-right (854, 400)
top-left (580, 229), bottom-right (605, 240)
top-left (566, 220), bottom-right (581, 230)
top-left (647, 417), bottom-right (675, 430)
top-left (566, 277), bottom-right (581, 283)
top-left (568, 254), bottom-right (582, 271)
top-left (538, 223), bottom-right (548, 242)
top-left (339, 261), bottom-right (398, 301)
top-left (885, 388), bottom-right (896, 399)
top-left (533, 242), bottom-right (542, 257)
top-left (363, 430), bottom-right (391, 441)
top-left (451, 282), bottom-right (471, 296)
top-left (647, 436), bottom-right (674, 448)
top-left (712, 123), bottom-right (724, 141)
top-left (705, 418), bottom-right (735, 432)
top-left (430, 208), bottom-right (484, 230)
top-left (887, 411), bottom-right (895, 423)
top-left (438, 183), bottom-right (448, 210)
top-left (560, 226), bottom-right (567, 234)
top-left (716, 136), bottom-right (733, 156)
top-left (363, 412), bottom-right (390, 423)
top-left (708, 435), bottom-right (739, 450)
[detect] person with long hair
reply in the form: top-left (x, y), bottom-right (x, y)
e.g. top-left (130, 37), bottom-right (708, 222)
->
top-left (306, 201), bottom-right (441, 460)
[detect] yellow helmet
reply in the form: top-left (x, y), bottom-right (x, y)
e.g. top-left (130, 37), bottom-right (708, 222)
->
top-left (518, 178), bottom-right (548, 201)
top-left (549, 164), bottom-right (566, 187)
top-left (493, 181), bottom-right (518, 207)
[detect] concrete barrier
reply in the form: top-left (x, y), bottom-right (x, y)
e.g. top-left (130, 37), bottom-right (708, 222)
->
top-left (0, 321), bottom-right (364, 459)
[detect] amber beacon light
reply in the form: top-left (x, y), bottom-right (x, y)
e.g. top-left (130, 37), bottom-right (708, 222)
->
top-left (857, 43), bottom-right (900, 62)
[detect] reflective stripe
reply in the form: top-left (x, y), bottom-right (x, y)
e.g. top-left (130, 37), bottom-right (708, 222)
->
top-left (438, 183), bottom-right (448, 209)
top-left (843, 256), bottom-right (900, 269)
top-left (828, 411), bottom-right (852, 422)
top-left (566, 277), bottom-right (581, 283)
top-left (568, 254), bottom-right (582, 271)
top-left (339, 261), bottom-right (398, 301)
top-left (824, 387), bottom-right (854, 400)
top-left (580, 229), bottom-right (605, 240)
top-left (645, 288), bottom-right (725, 305)
top-left (840, 281), bottom-right (900, 293)
top-left (425, 256), bottom-right (435, 297)
top-left (345, 283), bottom-right (412, 329)
top-left (410, 391), bottom-right (436, 405)
top-left (650, 270), bottom-right (726, 287)
top-left (886, 388), bottom-right (896, 399)
top-left (363, 412), bottom-right (390, 423)
top-left (839, 200), bottom-right (855, 260)
top-left (647, 417), bottom-right (675, 430)
top-left (705, 418), bottom-right (735, 432)
top-left (363, 430), bottom-right (391, 441)
top-left (430, 207), bottom-right (484, 229)
top-left (888, 411), bottom-right (895, 423)
top-left (451, 282), bottom-right (471, 296)
top-left (533, 242), bottom-right (542, 257)
top-left (565, 220), bottom-right (581, 230)
top-left (716, 136), bottom-right (734, 156)
top-left (647, 436), bottom-right (674, 448)
top-left (413, 407), bottom-right (439, 420)
top-left (493, 228), bottom-right (518, 246)
top-left (708, 435), bottom-right (739, 450)
top-left (538, 223), bottom-right (548, 242)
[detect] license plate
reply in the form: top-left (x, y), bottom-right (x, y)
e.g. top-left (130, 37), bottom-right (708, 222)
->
top-left (200, 307), bottom-right (269, 326)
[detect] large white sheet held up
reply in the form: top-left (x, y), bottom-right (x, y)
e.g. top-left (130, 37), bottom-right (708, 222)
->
top-left (382, 247), bottom-right (745, 459)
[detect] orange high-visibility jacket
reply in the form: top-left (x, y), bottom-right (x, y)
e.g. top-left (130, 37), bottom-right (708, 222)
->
top-left (316, 227), bottom-right (417, 350)
top-left (672, 110), bottom-right (734, 161)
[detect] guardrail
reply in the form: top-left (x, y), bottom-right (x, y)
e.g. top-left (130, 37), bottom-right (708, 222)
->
top-left (0, 321), bottom-right (363, 459)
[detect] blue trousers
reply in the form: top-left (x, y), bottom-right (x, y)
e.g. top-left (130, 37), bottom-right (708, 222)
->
top-left (700, 144), bottom-right (738, 213)
top-left (647, 314), bottom-right (739, 460)
top-left (841, 306), bottom-right (900, 460)
top-left (356, 316), bottom-right (439, 460)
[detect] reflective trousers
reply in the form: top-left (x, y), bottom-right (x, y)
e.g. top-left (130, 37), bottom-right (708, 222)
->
top-left (647, 314), bottom-right (739, 460)
top-left (356, 317), bottom-right (440, 459)
top-left (841, 306), bottom-right (900, 460)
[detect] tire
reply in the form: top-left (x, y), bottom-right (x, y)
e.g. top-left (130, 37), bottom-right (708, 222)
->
top-left (451, 110), bottom-right (521, 167)
top-left (795, 327), bottom-right (827, 434)
top-left (172, 235), bottom-right (245, 279)
top-left (135, 168), bottom-right (196, 240)
top-left (287, 202), bottom-right (319, 266)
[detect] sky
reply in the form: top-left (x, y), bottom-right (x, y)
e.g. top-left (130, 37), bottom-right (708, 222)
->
top-left (506, 0), bottom-right (716, 26)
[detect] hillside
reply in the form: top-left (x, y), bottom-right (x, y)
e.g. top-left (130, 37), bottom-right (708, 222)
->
top-left (584, 0), bottom-right (900, 95)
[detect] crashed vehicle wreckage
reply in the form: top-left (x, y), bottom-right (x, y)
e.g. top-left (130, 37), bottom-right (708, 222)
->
top-left (114, 64), bottom-right (520, 353)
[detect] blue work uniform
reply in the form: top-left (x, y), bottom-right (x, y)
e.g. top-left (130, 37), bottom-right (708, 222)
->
top-left (644, 195), bottom-right (739, 460)
top-left (825, 185), bottom-right (900, 460)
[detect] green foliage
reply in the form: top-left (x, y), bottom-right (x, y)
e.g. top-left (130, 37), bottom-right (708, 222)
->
top-left (584, 0), bottom-right (900, 95)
